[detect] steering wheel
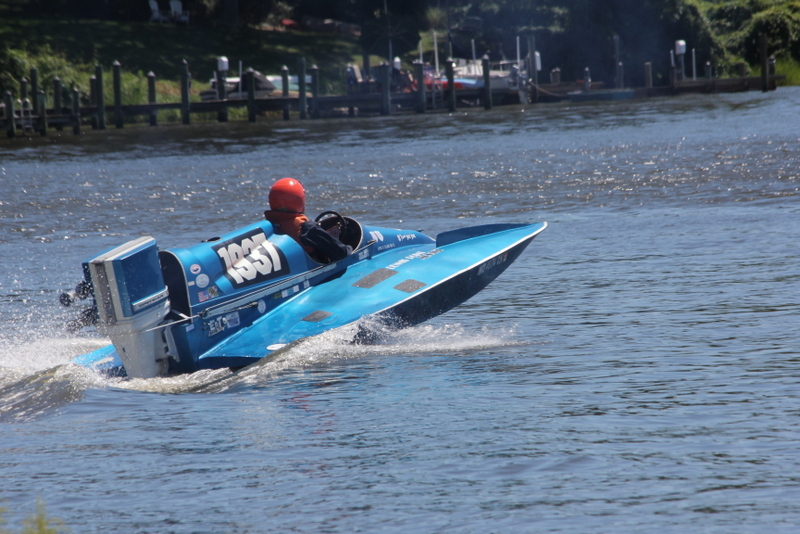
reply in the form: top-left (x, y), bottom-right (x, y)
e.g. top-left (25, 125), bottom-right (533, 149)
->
top-left (314, 211), bottom-right (348, 234)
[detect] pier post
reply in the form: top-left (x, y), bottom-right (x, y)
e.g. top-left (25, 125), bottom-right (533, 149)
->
top-left (414, 61), bottom-right (425, 114)
top-left (768, 56), bottom-right (776, 90)
top-left (247, 68), bottom-right (256, 122)
top-left (362, 52), bottom-right (371, 85)
top-left (71, 86), bottom-right (80, 135)
top-left (583, 67), bottom-right (591, 91)
top-left (446, 59), bottom-right (456, 112)
top-left (310, 64), bottom-right (320, 119)
top-left (482, 55), bottom-right (492, 110)
top-left (113, 61), bottom-right (123, 128)
top-left (89, 76), bottom-right (97, 129)
top-left (281, 65), bottom-right (290, 120)
top-left (20, 77), bottom-right (28, 102)
top-left (53, 77), bottom-right (63, 131)
top-left (37, 91), bottom-right (47, 135)
top-left (644, 62), bottom-right (652, 92)
top-left (95, 64), bottom-right (106, 130)
top-left (53, 77), bottom-right (62, 114)
top-left (147, 72), bottom-right (157, 126)
top-left (526, 36), bottom-right (535, 84)
top-left (216, 69), bottom-right (228, 122)
top-left (4, 91), bottom-right (15, 138)
top-left (26, 67), bottom-right (41, 115)
top-left (298, 57), bottom-right (307, 120)
top-left (180, 59), bottom-right (190, 125)
top-left (760, 33), bottom-right (768, 92)
top-left (380, 63), bottom-right (391, 115)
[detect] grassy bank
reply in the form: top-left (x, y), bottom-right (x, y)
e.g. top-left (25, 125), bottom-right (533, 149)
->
top-left (0, 16), bottom-right (365, 102)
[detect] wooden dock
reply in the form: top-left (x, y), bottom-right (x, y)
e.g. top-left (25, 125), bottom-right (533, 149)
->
top-left (0, 56), bottom-right (785, 139)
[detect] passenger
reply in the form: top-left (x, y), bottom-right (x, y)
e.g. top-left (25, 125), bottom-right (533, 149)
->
top-left (264, 177), bottom-right (352, 262)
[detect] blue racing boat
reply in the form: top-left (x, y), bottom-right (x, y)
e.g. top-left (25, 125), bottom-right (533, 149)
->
top-left (63, 214), bottom-right (547, 378)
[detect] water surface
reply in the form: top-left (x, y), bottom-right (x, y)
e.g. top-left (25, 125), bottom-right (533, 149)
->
top-left (1, 89), bottom-right (799, 532)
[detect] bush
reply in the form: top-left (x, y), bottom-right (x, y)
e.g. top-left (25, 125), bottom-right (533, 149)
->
top-left (730, 7), bottom-right (800, 64)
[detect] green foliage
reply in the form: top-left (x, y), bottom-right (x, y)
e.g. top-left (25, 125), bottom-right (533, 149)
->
top-left (0, 45), bottom-right (87, 97)
top-left (1, 505), bottom-right (10, 534)
top-left (0, 500), bottom-right (68, 534)
top-left (21, 499), bottom-right (66, 534)
top-left (729, 6), bottom-right (800, 63)
top-left (3, 0), bottom-right (800, 99)
top-left (775, 55), bottom-right (800, 83)
top-left (359, 13), bottom-right (424, 58)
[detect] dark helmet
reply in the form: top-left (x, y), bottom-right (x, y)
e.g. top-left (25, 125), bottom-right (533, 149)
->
top-left (269, 177), bottom-right (306, 213)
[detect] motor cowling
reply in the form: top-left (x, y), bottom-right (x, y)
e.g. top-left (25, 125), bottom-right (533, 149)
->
top-left (86, 236), bottom-right (171, 378)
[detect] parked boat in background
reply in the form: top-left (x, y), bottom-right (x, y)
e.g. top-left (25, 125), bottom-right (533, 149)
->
top-left (199, 70), bottom-right (276, 101)
top-left (449, 59), bottom-right (526, 90)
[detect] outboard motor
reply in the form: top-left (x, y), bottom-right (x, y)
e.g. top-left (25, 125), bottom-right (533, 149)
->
top-left (85, 236), bottom-right (171, 378)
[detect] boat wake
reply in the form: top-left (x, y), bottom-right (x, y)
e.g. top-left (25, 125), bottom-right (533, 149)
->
top-left (0, 319), bottom-right (521, 421)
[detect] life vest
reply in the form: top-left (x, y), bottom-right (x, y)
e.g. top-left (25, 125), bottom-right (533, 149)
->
top-left (264, 210), bottom-right (351, 263)
top-left (264, 210), bottom-right (314, 254)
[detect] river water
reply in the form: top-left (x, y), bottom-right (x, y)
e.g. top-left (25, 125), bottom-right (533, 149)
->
top-left (1, 88), bottom-right (798, 533)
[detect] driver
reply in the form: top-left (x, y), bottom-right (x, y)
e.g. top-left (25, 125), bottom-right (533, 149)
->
top-left (264, 177), bottom-right (352, 262)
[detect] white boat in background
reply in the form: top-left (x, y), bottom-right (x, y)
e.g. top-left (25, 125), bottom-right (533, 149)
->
top-left (451, 58), bottom-right (526, 90)
top-left (265, 74), bottom-right (312, 93)
top-left (199, 70), bottom-right (276, 101)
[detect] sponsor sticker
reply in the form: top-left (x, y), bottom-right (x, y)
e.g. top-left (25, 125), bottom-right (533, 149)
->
top-left (207, 311), bottom-right (240, 337)
top-left (190, 264), bottom-right (202, 274)
top-left (196, 273), bottom-right (210, 289)
top-left (197, 285), bottom-right (219, 303)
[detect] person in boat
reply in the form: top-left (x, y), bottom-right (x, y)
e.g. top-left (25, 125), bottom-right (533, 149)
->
top-left (264, 177), bottom-right (352, 262)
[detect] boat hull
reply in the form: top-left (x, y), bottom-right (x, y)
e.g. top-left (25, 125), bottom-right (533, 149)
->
top-left (69, 221), bottom-right (546, 377)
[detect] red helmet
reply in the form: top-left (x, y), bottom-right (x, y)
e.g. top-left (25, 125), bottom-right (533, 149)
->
top-left (269, 178), bottom-right (306, 213)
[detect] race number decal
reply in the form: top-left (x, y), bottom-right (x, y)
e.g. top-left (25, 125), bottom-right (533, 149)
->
top-left (213, 229), bottom-right (289, 288)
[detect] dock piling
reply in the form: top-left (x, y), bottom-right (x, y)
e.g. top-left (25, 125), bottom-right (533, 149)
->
top-left (281, 65), bottom-right (290, 120)
top-left (482, 55), bottom-right (492, 110)
top-left (760, 33), bottom-right (768, 92)
top-left (147, 72), bottom-right (157, 126)
top-left (380, 63), bottom-right (391, 115)
top-left (113, 61), bottom-right (123, 128)
top-left (310, 64), bottom-right (320, 119)
top-left (71, 87), bottom-right (80, 135)
top-left (180, 59), bottom-right (190, 125)
top-left (4, 91), bottom-right (15, 138)
top-left (215, 69), bottom-right (228, 122)
top-left (298, 57), bottom-right (307, 120)
top-left (37, 91), bottom-right (47, 135)
top-left (53, 77), bottom-right (63, 131)
top-left (414, 61), bottom-right (425, 114)
top-left (89, 76), bottom-right (97, 129)
top-left (446, 59), bottom-right (456, 112)
top-left (29, 68), bottom-right (39, 102)
top-left (95, 64), bottom-right (106, 130)
top-left (246, 68), bottom-right (256, 122)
